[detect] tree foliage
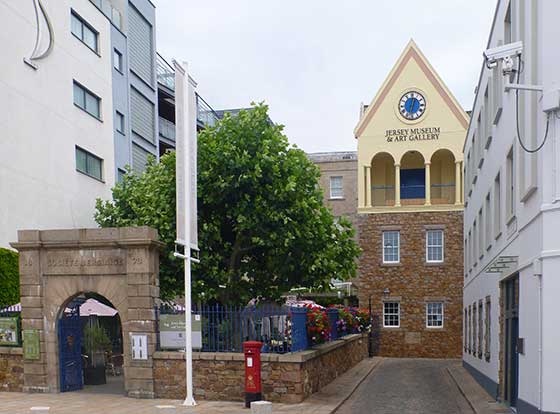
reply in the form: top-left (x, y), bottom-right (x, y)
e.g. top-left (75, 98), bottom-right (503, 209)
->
top-left (0, 248), bottom-right (19, 308)
top-left (95, 104), bottom-right (360, 304)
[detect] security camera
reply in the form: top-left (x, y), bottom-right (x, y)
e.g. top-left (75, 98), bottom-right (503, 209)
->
top-left (484, 41), bottom-right (523, 69)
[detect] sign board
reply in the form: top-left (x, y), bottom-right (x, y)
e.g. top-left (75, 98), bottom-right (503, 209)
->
top-left (0, 317), bottom-right (19, 346)
top-left (131, 334), bottom-right (148, 360)
top-left (175, 62), bottom-right (198, 251)
top-left (159, 314), bottom-right (202, 350)
top-left (23, 329), bottom-right (40, 359)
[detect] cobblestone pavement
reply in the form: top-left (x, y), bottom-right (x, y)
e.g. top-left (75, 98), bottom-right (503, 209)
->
top-left (335, 358), bottom-right (474, 414)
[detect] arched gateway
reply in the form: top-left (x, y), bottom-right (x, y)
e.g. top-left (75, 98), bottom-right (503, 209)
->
top-left (11, 227), bottom-right (162, 398)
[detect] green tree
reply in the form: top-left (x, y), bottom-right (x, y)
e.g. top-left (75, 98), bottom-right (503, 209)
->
top-left (95, 104), bottom-right (360, 303)
top-left (0, 248), bottom-right (19, 308)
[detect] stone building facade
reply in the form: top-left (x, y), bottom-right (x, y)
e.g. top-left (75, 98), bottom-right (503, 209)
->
top-left (308, 152), bottom-right (358, 230)
top-left (354, 40), bottom-right (468, 358)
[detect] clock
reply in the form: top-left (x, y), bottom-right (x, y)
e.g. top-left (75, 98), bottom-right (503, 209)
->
top-left (398, 91), bottom-right (426, 121)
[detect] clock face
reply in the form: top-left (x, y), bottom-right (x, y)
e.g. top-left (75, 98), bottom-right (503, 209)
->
top-left (399, 91), bottom-right (426, 120)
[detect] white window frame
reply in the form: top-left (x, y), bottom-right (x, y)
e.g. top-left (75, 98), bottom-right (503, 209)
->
top-left (426, 229), bottom-right (444, 263)
top-left (426, 302), bottom-right (444, 328)
top-left (114, 48), bottom-right (123, 72)
top-left (383, 302), bottom-right (400, 328)
top-left (382, 231), bottom-right (400, 264)
top-left (116, 111), bottom-right (125, 134)
top-left (329, 176), bottom-right (344, 199)
top-left (71, 10), bottom-right (99, 53)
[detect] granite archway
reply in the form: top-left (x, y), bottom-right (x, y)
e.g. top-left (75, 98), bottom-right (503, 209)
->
top-left (11, 227), bottom-right (162, 398)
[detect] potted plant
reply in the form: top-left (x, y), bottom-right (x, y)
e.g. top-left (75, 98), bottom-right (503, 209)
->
top-left (83, 324), bottom-right (111, 385)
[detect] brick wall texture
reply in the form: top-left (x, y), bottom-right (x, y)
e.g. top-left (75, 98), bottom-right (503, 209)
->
top-left (0, 348), bottom-right (23, 392)
top-left (153, 334), bottom-right (368, 403)
top-left (358, 210), bottom-right (463, 358)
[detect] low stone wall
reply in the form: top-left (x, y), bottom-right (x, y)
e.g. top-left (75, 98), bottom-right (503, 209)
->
top-left (154, 333), bottom-right (368, 403)
top-left (0, 347), bottom-right (24, 392)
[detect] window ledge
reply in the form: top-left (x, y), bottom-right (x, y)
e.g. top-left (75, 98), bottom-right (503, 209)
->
top-left (329, 197), bottom-right (345, 201)
top-left (76, 169), bottom-right (105, 184)
top-left (381, 326), bottom-right (401, 330)
top-left (425, 261), bottom-right (445, 266)
top-left (74, 103), bottom-right (102, 122)
top-left (381, 262), bottom-right (401, 267)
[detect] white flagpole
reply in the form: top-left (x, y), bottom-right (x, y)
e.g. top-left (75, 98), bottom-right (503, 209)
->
top-left (173, 60), bottom-right (197, 407)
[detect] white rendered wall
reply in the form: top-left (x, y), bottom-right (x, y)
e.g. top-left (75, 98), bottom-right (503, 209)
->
top-left (0, 0), bottom-right (115, 248)
top-left (464, 0), bottom-right (560, 411)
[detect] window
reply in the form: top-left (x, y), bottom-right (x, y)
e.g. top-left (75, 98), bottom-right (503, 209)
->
top-left (468, 305), bottom-right (472, 353)
top-left (117, 168), bottom-right (126, 183)
top-left (478, 300), bottom-right (483, 359)
top-left (464, 308), bottom-right (468, 352)
top-left (473, 220), bottom-right (477, 266)
top-left (114, 49), bottom-right (123, 72)
top-left (116, 111), bottom-right (125, 134)
top-left (382, 231), bottom-right (400, 263)
top-left (504, 2), bottom-right (512, 44)
top-left (478, 209), bottom-right (484, 260)
top-left (426, 229), bottom-right (444, 263)
top-left (506, 148), bottom-right (515, 219)
top-left (464, 239), bottom-right (468, 277)
top-left (485, 193), bottom-right (492, 250)
top-left (467, 231), bottom-right (472, 272)
top-left (329, 176), bottom-right (343, 199)
top-left (71, 11), bottom-right (98, 53)
top-left (472, 302), bottom-right (477, 357)
top-left (76, 146), bottom-right (103, 181)
top-left (73, 81), bottom-right (101, 119)
top-left (485, 297), bottom-right (491, 361)
top-left (426, 302), bottom-right (443, 328)
top-left (494, 173), bottom-right (501, 238)
top-left (383, 302), bottom-right (400, 327)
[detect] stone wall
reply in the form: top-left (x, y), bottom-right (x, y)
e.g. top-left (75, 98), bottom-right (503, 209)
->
top-left (0, 347), bottom-right (23, 392)
top-left (154, 333), bottom-right (368, 404)
top-left (358, 210), bottom-right (463, 358)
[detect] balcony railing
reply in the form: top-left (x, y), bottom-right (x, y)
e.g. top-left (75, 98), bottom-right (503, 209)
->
top-left (431, 183), bottom-right (456, 205)
top-left (89, 0), bottom-right (122, 29)
top-left (157, 54), bottom-right (175, 91)
top-left (196, 94), bottom-right (219, 128)
top-left (372, 185), bottom-right (395, 207)
top-left (159, 117), bottom-right (175, 141)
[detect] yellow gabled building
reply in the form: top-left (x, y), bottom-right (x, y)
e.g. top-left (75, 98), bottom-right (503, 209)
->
top-left (355, 40), bottom-right (468, 358)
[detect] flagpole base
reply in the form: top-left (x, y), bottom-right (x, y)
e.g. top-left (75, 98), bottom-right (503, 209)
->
top-left (182, 397), bottom-right (197, 407)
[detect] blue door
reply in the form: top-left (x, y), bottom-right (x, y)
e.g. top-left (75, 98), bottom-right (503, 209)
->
top-left (58, 307), bottom-right (83, 392)
top-left (400, 168), bottom-right (425, 199)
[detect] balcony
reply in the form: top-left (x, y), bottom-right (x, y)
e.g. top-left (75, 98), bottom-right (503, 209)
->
top-left (157, 54), bottom-right (175, 91)
top-left (196, 95), bottom-right (219, 128)
top-left (89, 0), bottom-right (122, 30)
top-left (159, 116), bottom-right (175, 142)
top-left (363, 149), bottom-right (462, 210)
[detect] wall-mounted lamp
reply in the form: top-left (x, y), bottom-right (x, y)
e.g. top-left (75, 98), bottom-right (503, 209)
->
top-left (383, 288), bottom-right (390, 296)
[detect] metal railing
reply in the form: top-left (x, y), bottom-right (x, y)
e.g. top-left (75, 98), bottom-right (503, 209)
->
top-left (431, 183), bottom-right (456, 204)
top-left (89, 0), bottom-right (122, 29)
top-left (158, 116), bottom-right (176, 141)
top-left (196, 94), bottom-right (219, 128)
top-left (371, 185), bottom-right (395, 207)
top-left (156, 54), bottom-right (175, 91)
top-left (156, 303), bottom-right (292, 354)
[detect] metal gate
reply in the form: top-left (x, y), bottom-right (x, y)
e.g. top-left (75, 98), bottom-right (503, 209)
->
top-left (58, 306), bottom-right (83, 392)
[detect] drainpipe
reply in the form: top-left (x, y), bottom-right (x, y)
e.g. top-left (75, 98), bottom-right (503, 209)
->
top-left (534, 259), bottom-right (543, 412)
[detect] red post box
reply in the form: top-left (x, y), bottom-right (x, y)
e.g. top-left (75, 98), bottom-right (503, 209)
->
top-left (243, 341), bottom-right (263, 408)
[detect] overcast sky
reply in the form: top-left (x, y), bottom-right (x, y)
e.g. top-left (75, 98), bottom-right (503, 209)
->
top-left (155, 1), bottom-right (496, 153)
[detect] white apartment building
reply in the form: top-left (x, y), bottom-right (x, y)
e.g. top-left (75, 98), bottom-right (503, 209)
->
top-left (0, 0), bottom-right (157, 248)
top-left (463, 1), bottom-right (560, 413)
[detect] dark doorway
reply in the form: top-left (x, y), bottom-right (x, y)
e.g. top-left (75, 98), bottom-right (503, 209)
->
top-left (503, 275), bottom-right (519, 408)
